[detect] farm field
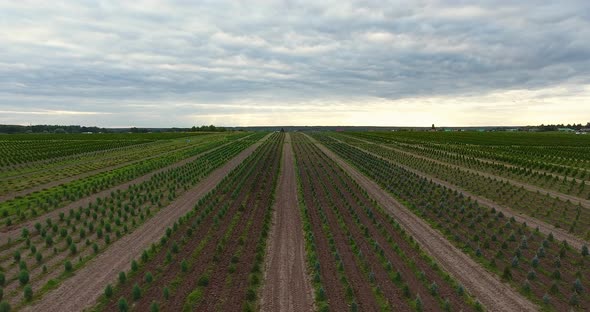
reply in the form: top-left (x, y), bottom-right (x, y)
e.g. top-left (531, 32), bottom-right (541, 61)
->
top-left (0, 130), bottom-right (588, 311)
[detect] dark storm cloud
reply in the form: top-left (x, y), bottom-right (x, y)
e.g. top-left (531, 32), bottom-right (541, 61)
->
top-left (0, 1), bottom-right (589, 126)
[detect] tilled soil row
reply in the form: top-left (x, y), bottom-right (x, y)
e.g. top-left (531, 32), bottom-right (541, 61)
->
top-left (104, 133), bottom-right (280, 312)
top-left (195, 136), bottom-right (282, 311)
top-left (296, 140), bottom-right (380, 311)
top-left (332, 136), bottom-right (588, 251)
top-left (294, 149), bottom-right (351, 312)
top-left (0, 133), bottom-right (253, 242)
top-left (297, 140), bottom-right (414, 310)
top-left (260, 134), bottom-right (314, 312)
top-left (300, 137), bottom-right (473, 311)
top-left (307, 134), bottom-right (538, 312)
top-left (23, 134), bottom-right (270, 312)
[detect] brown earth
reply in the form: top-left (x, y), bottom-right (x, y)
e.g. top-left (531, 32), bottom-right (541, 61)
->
top-left (295, 139), bottom-right (380, 311)
top-left (260, 133), bottom-right (314, 312)
top-left (306, 134), bottom-right (538, 312)
top-left (23, 134), bottom-right (269, 312)
top-left (302, 138), bottom-right (472, 311)
top-left (0, 134), bottom-right (253, 243)
top-left (333, 136), bottom-right (589, 251)
top-left (297, 139), bottom-right (416, 310)
top-left (196, 135), bottom-right (282, 311)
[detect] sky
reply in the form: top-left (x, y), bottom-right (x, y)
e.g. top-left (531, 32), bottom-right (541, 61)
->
top-left (1, 1), bottom-right (589, 127)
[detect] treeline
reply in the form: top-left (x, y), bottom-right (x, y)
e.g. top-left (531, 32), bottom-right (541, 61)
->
top-left (0, 124), bottom-right (227, 134)
top-left (190, 125), bottom-right (227, 132)
top-left (529, 122), bottom-right (590, 131)
top-left (0, 124), bottom-right (106, 134)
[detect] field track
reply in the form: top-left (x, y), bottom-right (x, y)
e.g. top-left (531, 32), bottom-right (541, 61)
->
top-left (331, 136), bottom-right (588, 250)
top-left (0, 134), bottom-right (253, 242)
top-left (306, 133), bottom-right (538, 312)
top-left (260, 133), bottom-right (314, 312)
top-left (23, 134), bottom-right (269, 312)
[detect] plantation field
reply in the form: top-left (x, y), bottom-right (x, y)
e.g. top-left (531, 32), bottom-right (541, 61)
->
top-left (0, 130), bottom-right (587, 311)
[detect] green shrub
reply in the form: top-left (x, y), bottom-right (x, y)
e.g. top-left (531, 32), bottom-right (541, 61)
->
top-left (105, 284), bottom-right (113, 298)
top-left (18, 271), bottom-right (29, 286)
top-left (150, 301), bottom-right (159, 312)
top-left (118, 297), bottom-right (128, 312)
top-left (23, 285), bottom-right (33, 301)
top-left (0, 301), bottom-right (9, 312)
top-left (35, 252), bottom-right (43, 264)
top-left (64, 261), bottom-right (73, 272)
top-left (198, 276), bottom-right (209, 287)
top-left (119, 272), bottom-right (126, 284)
top-left (132, 283), bottom-right (141, 301)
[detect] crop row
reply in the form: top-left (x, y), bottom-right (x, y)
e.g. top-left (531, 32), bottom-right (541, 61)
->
top-left (94, 132), bottom-right (282, 312)
top-left (0, 140), bottom-right (149, 168)
top-left (344, 132), bottom-right (590, 196)
top-left (312, 132), bottom-right (589, 311)
top-left (0, 133), bottom-right (213, 168)
top-left (359, 131), bottom-right (590, 148)
top-left (328, 133), bottom-right (590, 240)
top-left (0, 133), bottom-right (265, 309)
top-left (0, 133), bottom-right (233, 196)
top-left (350, 132), bottom-right (590, 174)
top-left (292, 133), bottom-right (478, 311)
top-left (0, 133), bottom-right (253, 228)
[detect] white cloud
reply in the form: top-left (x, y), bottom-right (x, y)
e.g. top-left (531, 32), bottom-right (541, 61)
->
top-left (0, 0), bottom-right (589, 127)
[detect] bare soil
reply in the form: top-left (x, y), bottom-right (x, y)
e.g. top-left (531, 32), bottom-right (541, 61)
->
top-left (23, 135), bottom-right (268, 312)
top-left (260, 133), bottom-right (314, 312)
top-left (296, 139), bottom-right (380, 311)
top-left (307, 134), bottom-right (538, 312)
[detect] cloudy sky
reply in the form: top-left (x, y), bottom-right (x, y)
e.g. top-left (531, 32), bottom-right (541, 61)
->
top-left (1, 1), bottom-right (589, 127)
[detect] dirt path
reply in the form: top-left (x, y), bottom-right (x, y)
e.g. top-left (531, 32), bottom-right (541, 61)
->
top-left (0, 135), bottom-right (229, 202)
top-left (0, 134), bottom-right (253, 243)
top-left (333, 136), bottom-right (589, 250)
top-left (23, 134), bottom-right (269, 312)
top-left (306, 134), bottom-right (538, 312)
top-left (260, 133), bottom-right (314, 312)
top-left (350, 136), bottom-right (590, 209)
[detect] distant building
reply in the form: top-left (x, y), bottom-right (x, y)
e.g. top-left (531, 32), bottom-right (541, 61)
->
top-left (558, 128), bottom-right (575, 132)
